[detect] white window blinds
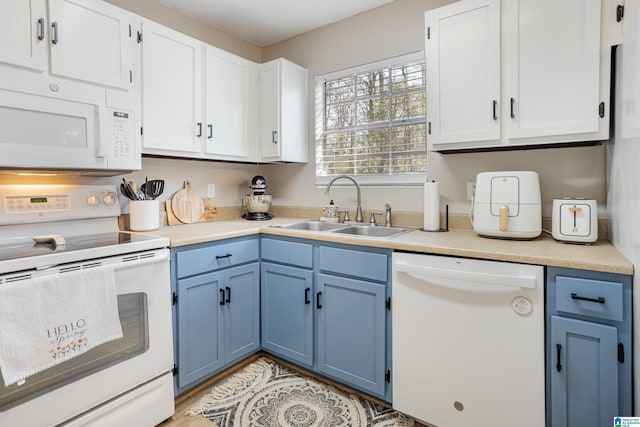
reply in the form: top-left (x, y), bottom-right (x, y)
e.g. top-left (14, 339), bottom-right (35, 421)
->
top-left (315, 52), bottom-right (427, 185)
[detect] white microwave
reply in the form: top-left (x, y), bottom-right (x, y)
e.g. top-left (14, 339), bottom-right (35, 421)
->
top-left (0, 70), bottom-right (140, 176)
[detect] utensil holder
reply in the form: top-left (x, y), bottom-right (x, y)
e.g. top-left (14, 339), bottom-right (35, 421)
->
top-left (129, 200), bottom-right (160, 231)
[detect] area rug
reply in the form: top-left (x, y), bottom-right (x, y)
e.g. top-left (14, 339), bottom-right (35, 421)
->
top-left (187, 357), bottom-right (415, 427)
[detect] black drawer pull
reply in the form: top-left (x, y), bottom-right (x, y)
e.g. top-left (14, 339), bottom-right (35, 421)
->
top-left (219, 288), bottom-right (225, 306)
top-left (556, 344), bottom-right (562, 372)
top-left (304, 287), bottom-right (311, 304)
top-left (216, 253), bottom-right (232, 260)
top-left (225, 286), bottom-right (231, 304)
top-left (316, 291), bottom-right (322, 309)
top-left (570, 293), bottom-right (605, 304)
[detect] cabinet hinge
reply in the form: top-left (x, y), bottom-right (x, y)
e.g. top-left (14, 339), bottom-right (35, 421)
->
top-left (172, 364), bottom-right (178, 376)
top-left (137, 31), bottom-right (142, 43)
top-left (617, 4), bottom-right (625, 22)
top-left (129, 70), bottom-right (133, 84)
top-left (385, 370), bottom-right (391, 383)
top-left (599, 102), bottom-right (605, 118)
top-left (128, 24), bottom-right (132, 38)
top-left (618, 343), bottom-right (625, 363)
top-left (428, 122), bottom-right (431, 135)
top-left (386, 297), bottom-right (391, 311)
top-left (140, 127), bottom-right (144, 136)
top-left (427, 26), bottom-right (430, 40)
top-left (172, 292), bottom-right (178, 305)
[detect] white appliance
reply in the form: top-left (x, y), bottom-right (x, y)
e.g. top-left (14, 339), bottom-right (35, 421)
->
top-left (0, 185), bottom-right (174, 426)
top-left (552, 198), bottom-right (598, 243)
top-left (472, 171), bottom-right (542, 239)
top-left (0, 67), bottom-right (140, 175)
top-left (392, 252), bottom-right (545, 427)
top-left (606, 0), bottom-right (640, 412)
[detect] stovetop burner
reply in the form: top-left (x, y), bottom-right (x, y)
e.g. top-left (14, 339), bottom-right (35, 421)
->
top-left (0, 232), bottom-right (163, 263)
top-left (243, 212), bottom-right (273, 221)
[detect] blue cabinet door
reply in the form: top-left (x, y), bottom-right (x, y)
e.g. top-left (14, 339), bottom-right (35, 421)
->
top-left (261, 262), bottom-right (313, 367)
top-left (316, 273), bottom-right (386, 397)
top-left (176, 271), bottom-right (224, 389)
top-left (550, 315), bottom-right (619, 427)
top-left (222, 263), bottom-right (260, 365)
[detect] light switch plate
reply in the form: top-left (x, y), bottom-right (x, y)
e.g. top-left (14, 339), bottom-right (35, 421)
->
top-left (207, 184), bottom-right (215, 198)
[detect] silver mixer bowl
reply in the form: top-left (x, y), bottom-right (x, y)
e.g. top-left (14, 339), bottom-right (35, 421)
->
top-left (244, 195), bottom-right (272, 213)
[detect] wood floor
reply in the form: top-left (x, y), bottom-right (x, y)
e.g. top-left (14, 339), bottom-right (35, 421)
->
top-left (157, 352), bottom-right (426, 427)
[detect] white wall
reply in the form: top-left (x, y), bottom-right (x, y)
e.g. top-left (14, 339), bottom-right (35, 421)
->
top-left (262, 0), bottom-right (608, 216)
top-left (606, 0), bottom-right (640, 414)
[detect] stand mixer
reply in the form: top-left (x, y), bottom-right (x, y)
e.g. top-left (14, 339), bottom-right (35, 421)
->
top-left (242, 175), bottom-right (273, 220)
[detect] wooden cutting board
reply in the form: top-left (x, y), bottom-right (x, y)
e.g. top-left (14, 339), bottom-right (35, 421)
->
top-left (171, 181), bottom-right (204, 224)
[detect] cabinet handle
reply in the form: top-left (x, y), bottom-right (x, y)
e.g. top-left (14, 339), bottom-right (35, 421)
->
top-left (208, 124), bottom-right (213, 139)
top-left (272, 130), bottom-right (278, 144)
top-left (492, 100), bottom-right (498, 121)
top-left (196, 122), bottom-right (202, 137)
top-left (51, 22), bottom-right (58, 45)
top-left (219, 288), bottom-right (225, 306)
top-left (570, 293), bottom-right (605, 304)
top-left (316, 291), bottom-right (322, 309)
top-left (510, 97), bottom-right (515, 118)
top-left (216, 253), bottom-right (232, 260)
top-left (225, 286), bottom-right (231, 304)
top-left (556, 343), bottom-right (562, 372)
top-left (304, 287), bottom-right (310, 304)
top-left (37, 18), bottom-right (45, 41)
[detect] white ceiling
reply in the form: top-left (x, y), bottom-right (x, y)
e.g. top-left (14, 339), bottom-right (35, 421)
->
top-left (152, 0), bottom-right (395, 47)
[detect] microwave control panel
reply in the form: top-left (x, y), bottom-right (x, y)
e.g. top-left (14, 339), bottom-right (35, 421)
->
top-left (112, 111), bottom-right (133, 159)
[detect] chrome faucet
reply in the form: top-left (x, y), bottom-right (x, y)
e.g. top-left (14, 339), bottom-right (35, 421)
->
top-left (385, 203), bottom-right (392, 227)
top-left (324, 175), bottom-right (363, 222)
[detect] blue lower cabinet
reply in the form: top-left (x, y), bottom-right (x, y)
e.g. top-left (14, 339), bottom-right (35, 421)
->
top-left (316, 273), bottom-right (387, 398)
top-left (176, 270), bottom-right (225, 390)
top-left (546, 267), bottom-right (632, 426)
top-left (550, 316), bottom-right (619, 427)
top-left (261, 262), bottom-right (313, 367)
top-left (175, 261), bottom-right (260, 393)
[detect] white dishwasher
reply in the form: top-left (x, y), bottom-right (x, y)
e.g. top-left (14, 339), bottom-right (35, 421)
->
top-left (392, 252), bottom-right (545, 427)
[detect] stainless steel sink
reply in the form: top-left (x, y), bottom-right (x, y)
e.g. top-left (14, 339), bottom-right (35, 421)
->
top-left (331, 225), bottom-right (414, 239)
top-left (272, 221), bottom-right (414, 239)
top-left (274, 220), bottom-right (349, 232)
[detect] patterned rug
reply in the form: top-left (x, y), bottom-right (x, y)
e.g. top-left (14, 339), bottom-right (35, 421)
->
top-left (186, 357), bottom-right (414, 427)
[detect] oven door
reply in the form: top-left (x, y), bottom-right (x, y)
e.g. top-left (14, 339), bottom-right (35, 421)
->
top-left (0, 249), bottom-right (174, 427)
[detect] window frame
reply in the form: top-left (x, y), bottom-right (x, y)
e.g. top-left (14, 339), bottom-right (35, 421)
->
top-left (314, 51), bottom-right (427, 187)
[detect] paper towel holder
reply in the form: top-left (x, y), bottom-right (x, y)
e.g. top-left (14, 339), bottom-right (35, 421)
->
top-left (420, 204), bottom-right (449, 232)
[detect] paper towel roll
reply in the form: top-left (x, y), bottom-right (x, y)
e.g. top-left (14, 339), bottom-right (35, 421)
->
top-left (424, 181), bottom-right (440, 231)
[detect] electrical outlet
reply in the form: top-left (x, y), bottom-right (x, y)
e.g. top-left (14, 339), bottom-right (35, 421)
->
top-left (467, 182), bottom-right (476, 201)
top-left (207, 184), bottom-right (216, 198)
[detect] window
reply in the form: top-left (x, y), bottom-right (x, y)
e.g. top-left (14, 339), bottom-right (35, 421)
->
top-left (315, 52), bottom-right (427, 185)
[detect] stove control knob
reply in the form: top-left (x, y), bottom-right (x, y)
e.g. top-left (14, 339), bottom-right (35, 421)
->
top-left (102, 192), bottom-right (117, 207)
top-left (87, 193), bottom-right (101, 208)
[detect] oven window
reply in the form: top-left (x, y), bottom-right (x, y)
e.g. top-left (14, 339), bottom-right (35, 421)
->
top-left (0, 293), bottom-right (148, 411)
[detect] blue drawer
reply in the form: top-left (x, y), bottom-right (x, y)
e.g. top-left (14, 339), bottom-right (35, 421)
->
top-left (261, 238), bottom-right (313, 268)
top-left (319, 246), bottom-right (387, 282)
top-left (176, 238), bottom-right (259, 278)
top-left (555, 275), bottom-right (623, 322)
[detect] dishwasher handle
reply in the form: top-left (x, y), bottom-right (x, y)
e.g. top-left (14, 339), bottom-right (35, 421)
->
top-left (394, 262), bottom-right (537, 291)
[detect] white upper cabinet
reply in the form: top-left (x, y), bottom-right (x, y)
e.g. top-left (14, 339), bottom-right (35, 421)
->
top-left (259, 58), bottom-right (308, 162)
top-left (204, 46), bottom-right (256, 161)
top-left (141, 20), bottom-right (203, 154)
top-left (426, 0), bottom-right (611, 151)
top-left (0, 0), bottom-right (135, 89)
top-left (0, 0), bottom-right (47, 71)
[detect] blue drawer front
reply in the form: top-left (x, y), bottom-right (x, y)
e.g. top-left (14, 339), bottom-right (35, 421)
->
top-left (176, 238), bottom-right (259, 278)
top-left (261, 238), bottom-right (313, 268)
top-left (319, 246), bottom-right (387, 282)
top-left (555, 275), bottom-right (623, 322)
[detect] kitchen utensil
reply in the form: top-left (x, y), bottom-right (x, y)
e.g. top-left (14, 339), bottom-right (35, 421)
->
top-left (472, 171), bottom-right (541, 239)
top-left (551, 198), bottom-right (598, 243)
top-left (140, 180), bottom-right (164, 200)
top-left (171, 181), bottom-right (204, 224)
top-left (120, 182), bottom-right (139, 201)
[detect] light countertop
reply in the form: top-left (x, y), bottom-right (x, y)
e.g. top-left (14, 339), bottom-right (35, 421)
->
top-left (144, 217), bottom-right (633, 275)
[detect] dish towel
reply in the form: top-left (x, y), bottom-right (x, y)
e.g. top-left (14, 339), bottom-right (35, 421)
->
top-left (0, 266), bottom-right (123, 386)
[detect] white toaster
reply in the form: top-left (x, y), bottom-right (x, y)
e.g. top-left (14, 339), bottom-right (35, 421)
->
top-left (551, 198), bottom-right (598, 243)
top-left (472, 171), bottom-right (542, 239)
